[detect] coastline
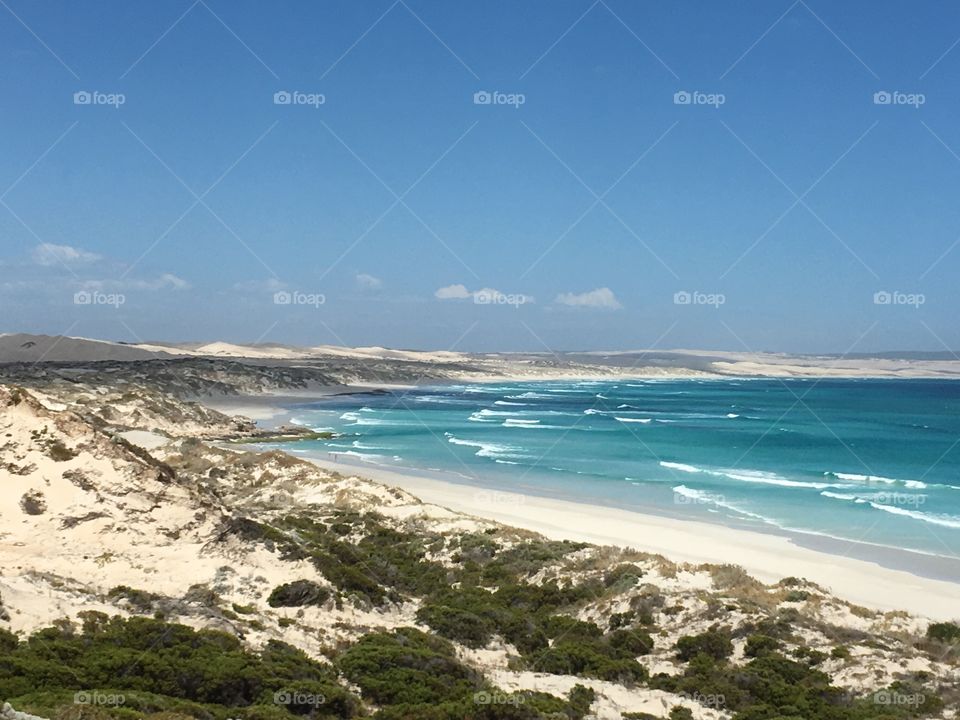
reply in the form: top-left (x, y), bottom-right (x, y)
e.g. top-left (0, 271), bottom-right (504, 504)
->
top-left (300, 454), bottom-right (960, 620)
top-left (200, 386), bottom-right (960, 620)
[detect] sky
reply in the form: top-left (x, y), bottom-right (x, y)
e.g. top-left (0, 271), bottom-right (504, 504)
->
top-left (1, 0), bottom-right (960, 353)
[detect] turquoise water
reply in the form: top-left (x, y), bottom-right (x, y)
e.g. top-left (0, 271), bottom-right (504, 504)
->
top-left (278, 379), bottom-right (960, 563)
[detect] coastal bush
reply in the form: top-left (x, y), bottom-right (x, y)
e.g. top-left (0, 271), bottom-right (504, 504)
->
top-left (46, 439), bottom-right (77, 462)
top-left (107, 585), bottom-right (163, 613)
top-left (267, 580), bottom-right (331, 608)
top-left (926, 621), bottom-right (960, 644)
top-left (675, 628), bottom-right (733, 662)
top-left (792, 646), bottom-right (827, 666)
top-left (526, 639), bottom-right (648, 682)
top-left (606, 628), bottom-right (654, 656)
top-left (271, 513), bottom-right (454, 606)
top-left (456, 534), bottom-right (499, 564)
top-left (744, 634), bottom-right (782, 657)
top-left (651, 647), bottom-right (944, 719)
top-left (566, 684), bottom-right (596, 718)
top-left (831, 645), bottom-right (851, 660)
top-left (18, 490), bottom-right (46, 515)
top-left (480, 540), bottom-right (588, 581)
top-left (608, 610), bottom-right (635, 630)
top-left (541, 615), bottom-right (603, 641)
top-left (0, 615), bottom-right (358, 719)
top-left (414, 603), bottom-right (494, 648)
top-left (339, 627), bottom-right (481, 707)
top-left (602, 563), bottom-right (644, 590)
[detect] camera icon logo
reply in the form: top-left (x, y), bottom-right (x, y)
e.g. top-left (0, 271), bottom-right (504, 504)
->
top-left (673, 290), bottom-right (692, 305)
top-left (673, 90), bottom-right (692, 105)
top-left (873, 290), bottom-right (892, 305)
top-left (873, 91), bottom-right (892, 105)
top-left (273, 290), bottom-right (292, 305)
top-left (73, 290), bottom-right (92, 305)
top-left (473, 91), bottom-right (492, 105)
top-left (274, 91), bottom-right (292, 105)
top-left (73, 91), bottom-right (92, 105)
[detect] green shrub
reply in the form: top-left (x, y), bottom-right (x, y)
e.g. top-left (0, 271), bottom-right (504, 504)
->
top-left (415, 604), bottom-right (494, 648)
top-left (566, 684), bottom-right (596, 719)
top-left (106, 585), bottom-right (162, 613)
top-left (675, 629), bottom-right (733, 662)
top-left (47, 439), bottom-right (77, 461)
top-left (926, 621), bottom-right (960, 643)
top-left (541, 615), bottom-right (603, 641)
top-left (606, 629), bottom-right (654, 656)
top-left (603, 564), bottom-right (644, 589)
top-left (527, 641), bottom-right (647, 682)
top-left (0, 615), bottom-right (357, 718)
top-left (339, 628), bottom-right (481, 707)
top-left (266, 580), bottom-right (331, 608)
top-left (744, 634), bottom-right (782, 657)
top-left (793, 646), bottom-right (827, 666)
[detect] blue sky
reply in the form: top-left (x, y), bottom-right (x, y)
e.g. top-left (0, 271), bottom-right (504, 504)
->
top-left (2, 0), bottom-right (960, 352)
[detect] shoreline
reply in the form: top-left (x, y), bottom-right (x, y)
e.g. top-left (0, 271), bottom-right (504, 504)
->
top-left (301, 455), bottom-right (960, 620)
top-left (199, 386), bottom-right (960, 620)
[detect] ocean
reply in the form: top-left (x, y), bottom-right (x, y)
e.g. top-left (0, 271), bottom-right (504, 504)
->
top-left (274, 378), bottom-right (960, 567)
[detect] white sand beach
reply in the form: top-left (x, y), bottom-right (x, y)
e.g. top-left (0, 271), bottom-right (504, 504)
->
top-left (304, 457), bottom-right (960, 621)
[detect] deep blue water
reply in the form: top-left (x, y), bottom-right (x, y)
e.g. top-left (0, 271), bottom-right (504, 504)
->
top-left (277, 379), bottom-right (960, 561)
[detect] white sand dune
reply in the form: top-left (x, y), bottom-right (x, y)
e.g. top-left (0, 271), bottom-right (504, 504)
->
top-left (4, 333), bottom-right (960, 379)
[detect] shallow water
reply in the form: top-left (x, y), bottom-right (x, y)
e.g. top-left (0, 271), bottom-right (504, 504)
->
top-left (278, 378), bottom-right (960, 562)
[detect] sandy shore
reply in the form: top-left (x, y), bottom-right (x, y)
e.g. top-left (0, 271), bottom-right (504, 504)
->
top-left (302, 456), bottom-right (960, 620)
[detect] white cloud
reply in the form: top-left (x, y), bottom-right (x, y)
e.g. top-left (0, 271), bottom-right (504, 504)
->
top-left (356, 273), bottom-right (382, 290)
top-left (435, 284), bottom-right (533, 305)
top-left (79, 273), bottom-right (190, 292)
top-left (554, 287), bottom-right (622, 309)
top-left (435, 283), bottom-right (472, 300)
top-left (155, 273), bottom-right (189, 290)
top-left (32, 243), bottom-right (100, 266)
